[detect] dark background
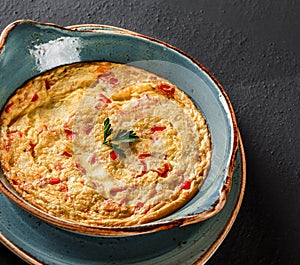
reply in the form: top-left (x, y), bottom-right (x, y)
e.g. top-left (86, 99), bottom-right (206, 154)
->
top-left (0, 0), bottom-right (299, 264)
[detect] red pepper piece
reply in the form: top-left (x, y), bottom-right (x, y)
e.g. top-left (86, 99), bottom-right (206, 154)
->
top-left (64, 129), bottom-right (76, 140)
top-left (151, 126), bottom-right (166, 133)
top-left (85, 125), bottom-right (93, 135)
top-left (98, 93), bottom-right (112, 104)
top-left (29, 142), bottom-right (36, 153)
top-left (157, 84), bottom-right (175, 98)
top-left (12, 179), bottom-right (20, 185)
top-left (135, 160), bottom-right (148, 177)
top-left (49, 178), bottom-right (61, 185)
top-left (155, 163), bottom-right (171, 178)
top-left (31, 93), bottom-right (39, 102)
top-left (109, 77), bottom-right (118, 86)
top-left (98, 71), bottom-right (113, 79)
top-left (136, 201), bottom-right (144, 208)
top-left (140, 160), bottom-right (147, 174)
top-left (180, 180), bottom-right (191, 190)
top-left (76, 162), bottom-right (87, 175)
top-left (110, 150), bottom-right (118, 160)
top-left (4, 102), bottom-right (14, 113)
top-left (138, 153), bottom-right (151, 159)
top-left (119, 197), bottom-right (126, 205)
top-left (62, 151), bottom-right (72, 157)
top-left (110, 186), bottom-right (128, 196)
top-left (89, 153), bottom-right (97, 165)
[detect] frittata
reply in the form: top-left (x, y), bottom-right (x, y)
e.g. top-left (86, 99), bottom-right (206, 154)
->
top-left (0, 62), bottom-right (211, 226)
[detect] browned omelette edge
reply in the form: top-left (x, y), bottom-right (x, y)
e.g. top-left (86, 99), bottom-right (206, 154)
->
top-left (0, 20), bottom-right (240, 237)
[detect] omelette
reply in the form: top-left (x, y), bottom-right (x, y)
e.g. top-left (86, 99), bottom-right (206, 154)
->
top-left (0, 62), bottom-right (211, 226)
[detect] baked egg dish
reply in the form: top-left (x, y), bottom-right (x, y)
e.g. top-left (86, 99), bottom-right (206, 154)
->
top-left (0, 62), bottom-right (211, 226)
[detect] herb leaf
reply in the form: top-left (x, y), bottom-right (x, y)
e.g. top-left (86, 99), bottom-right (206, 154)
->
top-left (112, 129), bottom-right (139, 143)
top-left (103, 118), bottom-right (139, 158)
top-left (111, 144), bottom-right (126, 158)
top-left (103, 118), bottom-right (113, 145)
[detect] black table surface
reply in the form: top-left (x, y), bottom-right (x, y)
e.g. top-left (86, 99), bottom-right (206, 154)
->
top-left (0, 1), bottom-right (299, 264)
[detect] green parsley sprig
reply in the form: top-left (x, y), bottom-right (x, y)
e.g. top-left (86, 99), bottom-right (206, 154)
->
top-left (103, 118), bottom-right (139, 158)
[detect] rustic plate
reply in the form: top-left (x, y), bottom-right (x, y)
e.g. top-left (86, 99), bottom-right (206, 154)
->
top-left (0, 20), bottom-right (239, 236)
top-left (0, 134), bottom-right (245, 265)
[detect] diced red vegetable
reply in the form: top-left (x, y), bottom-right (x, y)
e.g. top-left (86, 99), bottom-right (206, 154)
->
top-left (98, 71), bottom-right (113, 79)
top-left (138, 153), bottom-right (151, 159)
top-left (89, 153), bottom-right (97, 165)
top-left (4, 102), bottom-right (14, 113)
top-left (31, 93), bottom-right (39, 102)
top-left (98, 93), bottom-right (112, 104)
top-left (110, 186), bottom-right (128, 196)
top-left (49, 178), bottom-right (61, 185)
top-left (156, 84), bottom-right (175, 98)
top-left (136, 201), bottom-right (144, 208)
top-left (136, 159), bottom-right (148, 178)
top-left (109, 77), bottom-right (118, 85)
top-left (155, 163), bottom-right (171, 178)
top-left (98, 72), bottom-right (118, 87)
top-left (64, 129), bottom-right (76, 140)
top-left (12, 179), bottom-right (20, 185)
top-left (151, 126), bottom-right (166, 133)
top-left (62, 151), bottom-right (72, 157)
top-left (110, 150), bottom-right (118, 160)
top-left (95, 93), bottom-right (112, 110)
top-left (85, 125), bottom-right (93, 135)
top-left (29, 142), bottom-right (36, 153)
top-left (140, 160), bottom-right (147, 174)
top-left (119, 197), bottom-right (126, 205)
top-left (76, 162), bottom-right (87, 175)
top-left (180, 180), bottom-right (191, 190)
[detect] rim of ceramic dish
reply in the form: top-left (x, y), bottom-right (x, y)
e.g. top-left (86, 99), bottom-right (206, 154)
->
top-left (0, 130), bottom-right (245, 265)
top-left (0, 20), bottom-right (239, 236)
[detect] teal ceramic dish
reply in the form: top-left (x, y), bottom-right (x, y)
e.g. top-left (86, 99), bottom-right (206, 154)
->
top-left (0, 138), bottom-right (245, 265)
top-left (0, 20), bottom-right (239, 236)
